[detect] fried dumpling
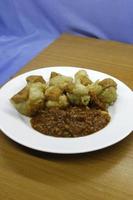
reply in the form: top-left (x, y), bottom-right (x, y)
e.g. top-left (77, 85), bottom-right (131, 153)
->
top-left (10, 76), bottom-right (46, 116)
top-left (49, 74), bottom-right (73, 91)
top-left (75, 70), bottom-right (92, 85)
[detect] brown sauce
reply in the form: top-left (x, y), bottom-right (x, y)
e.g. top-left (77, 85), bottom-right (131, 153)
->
top-left (31, 106), bottom-right (110, 137)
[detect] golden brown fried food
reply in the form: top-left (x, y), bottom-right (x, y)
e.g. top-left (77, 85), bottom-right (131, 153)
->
top-left (10, 70), bottom-right (118, 117)
top-left (66, 76), bottom-right (90, 106)
top-left (66, 80), bottom-right (90, 106)
top-left (88, 81), bottom-right (103, 95)
top-left (72, 83), bottom-right (89, 96)
top-left (64, 82), bottom-right (75, 93)
top-left (45, 86), bottom-right (62, 101)
top-left (46, 94), bottom-right (69, 108)
top-left (11, 86), bottom-right (29, 104)
top-left (67, 93), bottom-right (90, 106)
top-left (99, 78), bottom-right (117, 89)
top-left (66, 77), bottom-right (90, 106)
top-left (98, 86), bottom-right (117, 104)
top-left (89, 92), bottom-right (107, 110)
top-left (88, 78), bottom-right (117, 107)
top-left (46, 100), bottom-right (60, 108)
top-left (81, 95), bottom-right (90, 106)
top-left (59, 95), bottom-right (69, 108)
top-left (49, 74), bottom-right (73, 91)
top-left (11, 82), bottom-right (46, 116)
top-left (50, 72), bottom-right (61, 79)
top-left (67, 93), bottom-right (81, 105)
top-left (75, 70), bottom-right (92, 85)
top-left (26, 75), bottom-right (46, 84)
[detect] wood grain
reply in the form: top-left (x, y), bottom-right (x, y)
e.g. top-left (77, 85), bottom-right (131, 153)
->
top-left (0, 34), bottom-right (133, 200)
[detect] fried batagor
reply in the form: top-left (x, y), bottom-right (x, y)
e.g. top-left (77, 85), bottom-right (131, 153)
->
top-left (75, 70), bottom-right (92, 85)
top-left (10, 71), bottom-right (118, 115)
top-left (98, 86), bottom-right (117, 104)
top-left (66, 81), bottom-right (90, 106)
top-left (87, 81), bottom-right (103, 95)
top-left (45, 86), bottom-right (62, 101)
top-left (10, 76), bottom-right (46, 116)
top-left (50, 72), bottom-right (61, 79)
top-left (89, 78), bottom-right (117, 108)
top-left (45, 80), bottom-right (69, 108)
top-left (49, 73), bottom-right (73, 91)
top-left (67, 93), bottom-right (90, 106)
top-left (99, 78), bottom-right (117, 89)
top-left (98, 78), bottom-right (117, 105)
top-left (26, 75), bottom-right (46, 84)
top-left (46, 94), bottom-right (69, 108)
top-left (66, 70), bottom-right (92, 106)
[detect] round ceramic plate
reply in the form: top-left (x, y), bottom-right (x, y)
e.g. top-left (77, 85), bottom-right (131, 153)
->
top-left (0, 66), bottom-right (133, 154)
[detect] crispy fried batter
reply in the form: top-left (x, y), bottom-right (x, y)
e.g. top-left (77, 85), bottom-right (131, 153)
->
top-left (75, 70), bottom-right (92, 85)
top-left (11, 82), bottom-right (46, 116)
top-left (50, 72), bottom-right (61, 79)
top-left (11, 87), bottom-right (29, 103)
top-left (45, 86), bottom-right (62, 101)
top-left (99, 78), bottom-right (117, 89)
top-left (89, 92), bottom-right (107, 110)
top-left (10, 70), bottom-right (117, 117)
top-left (26, 75), bottom-right (46, 84)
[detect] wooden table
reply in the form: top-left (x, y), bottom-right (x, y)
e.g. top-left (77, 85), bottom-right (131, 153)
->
top-left (0, 34), bottom-right (133, 200)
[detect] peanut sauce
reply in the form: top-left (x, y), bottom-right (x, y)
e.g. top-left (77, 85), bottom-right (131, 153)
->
top-left (31, 106), bottom-right (110, 137)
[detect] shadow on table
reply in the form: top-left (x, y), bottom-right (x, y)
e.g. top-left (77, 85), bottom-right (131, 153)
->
top-left (0, 133), bottom-right (132, 186)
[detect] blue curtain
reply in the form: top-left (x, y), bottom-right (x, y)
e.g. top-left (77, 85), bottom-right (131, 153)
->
top-left (0, 0), bottom-right (133, 85)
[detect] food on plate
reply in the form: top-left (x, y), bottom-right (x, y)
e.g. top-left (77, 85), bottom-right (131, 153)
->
top-left (45, 86), bottom-right (62, 101)
top-left (88, 81), bottom-right (103, 95)
top-left (66, 81), bottom-right (90, 106)
top-left (99, 78), bottom-right (117, 89)
top-left (31, 106), bottom-right (110, 137)
top-left (75, 70), bottom-right (92, 85)
top-left (10, 69), bottom-right (117, 137)
top-left (10, 76), bottom-right (46, 116)
top-left (49, 73), bottom-right (73, 91)
top-left (98, 86), bottom-right (117, 104)
top-left (46, 94), bottom-right (69, 108)
top-left (26, 75), bottom-right (46, 84)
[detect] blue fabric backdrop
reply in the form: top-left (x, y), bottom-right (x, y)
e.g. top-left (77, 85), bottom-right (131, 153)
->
top-left (0, 0), bottom-right (133, 85)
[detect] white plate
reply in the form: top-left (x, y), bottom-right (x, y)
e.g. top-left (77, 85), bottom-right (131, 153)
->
top-left (0, 66), bottom-right (133, 154)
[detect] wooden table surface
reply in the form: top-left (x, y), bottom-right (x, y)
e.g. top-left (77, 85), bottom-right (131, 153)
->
top-left (0, 34), bottom-right (133, 200)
